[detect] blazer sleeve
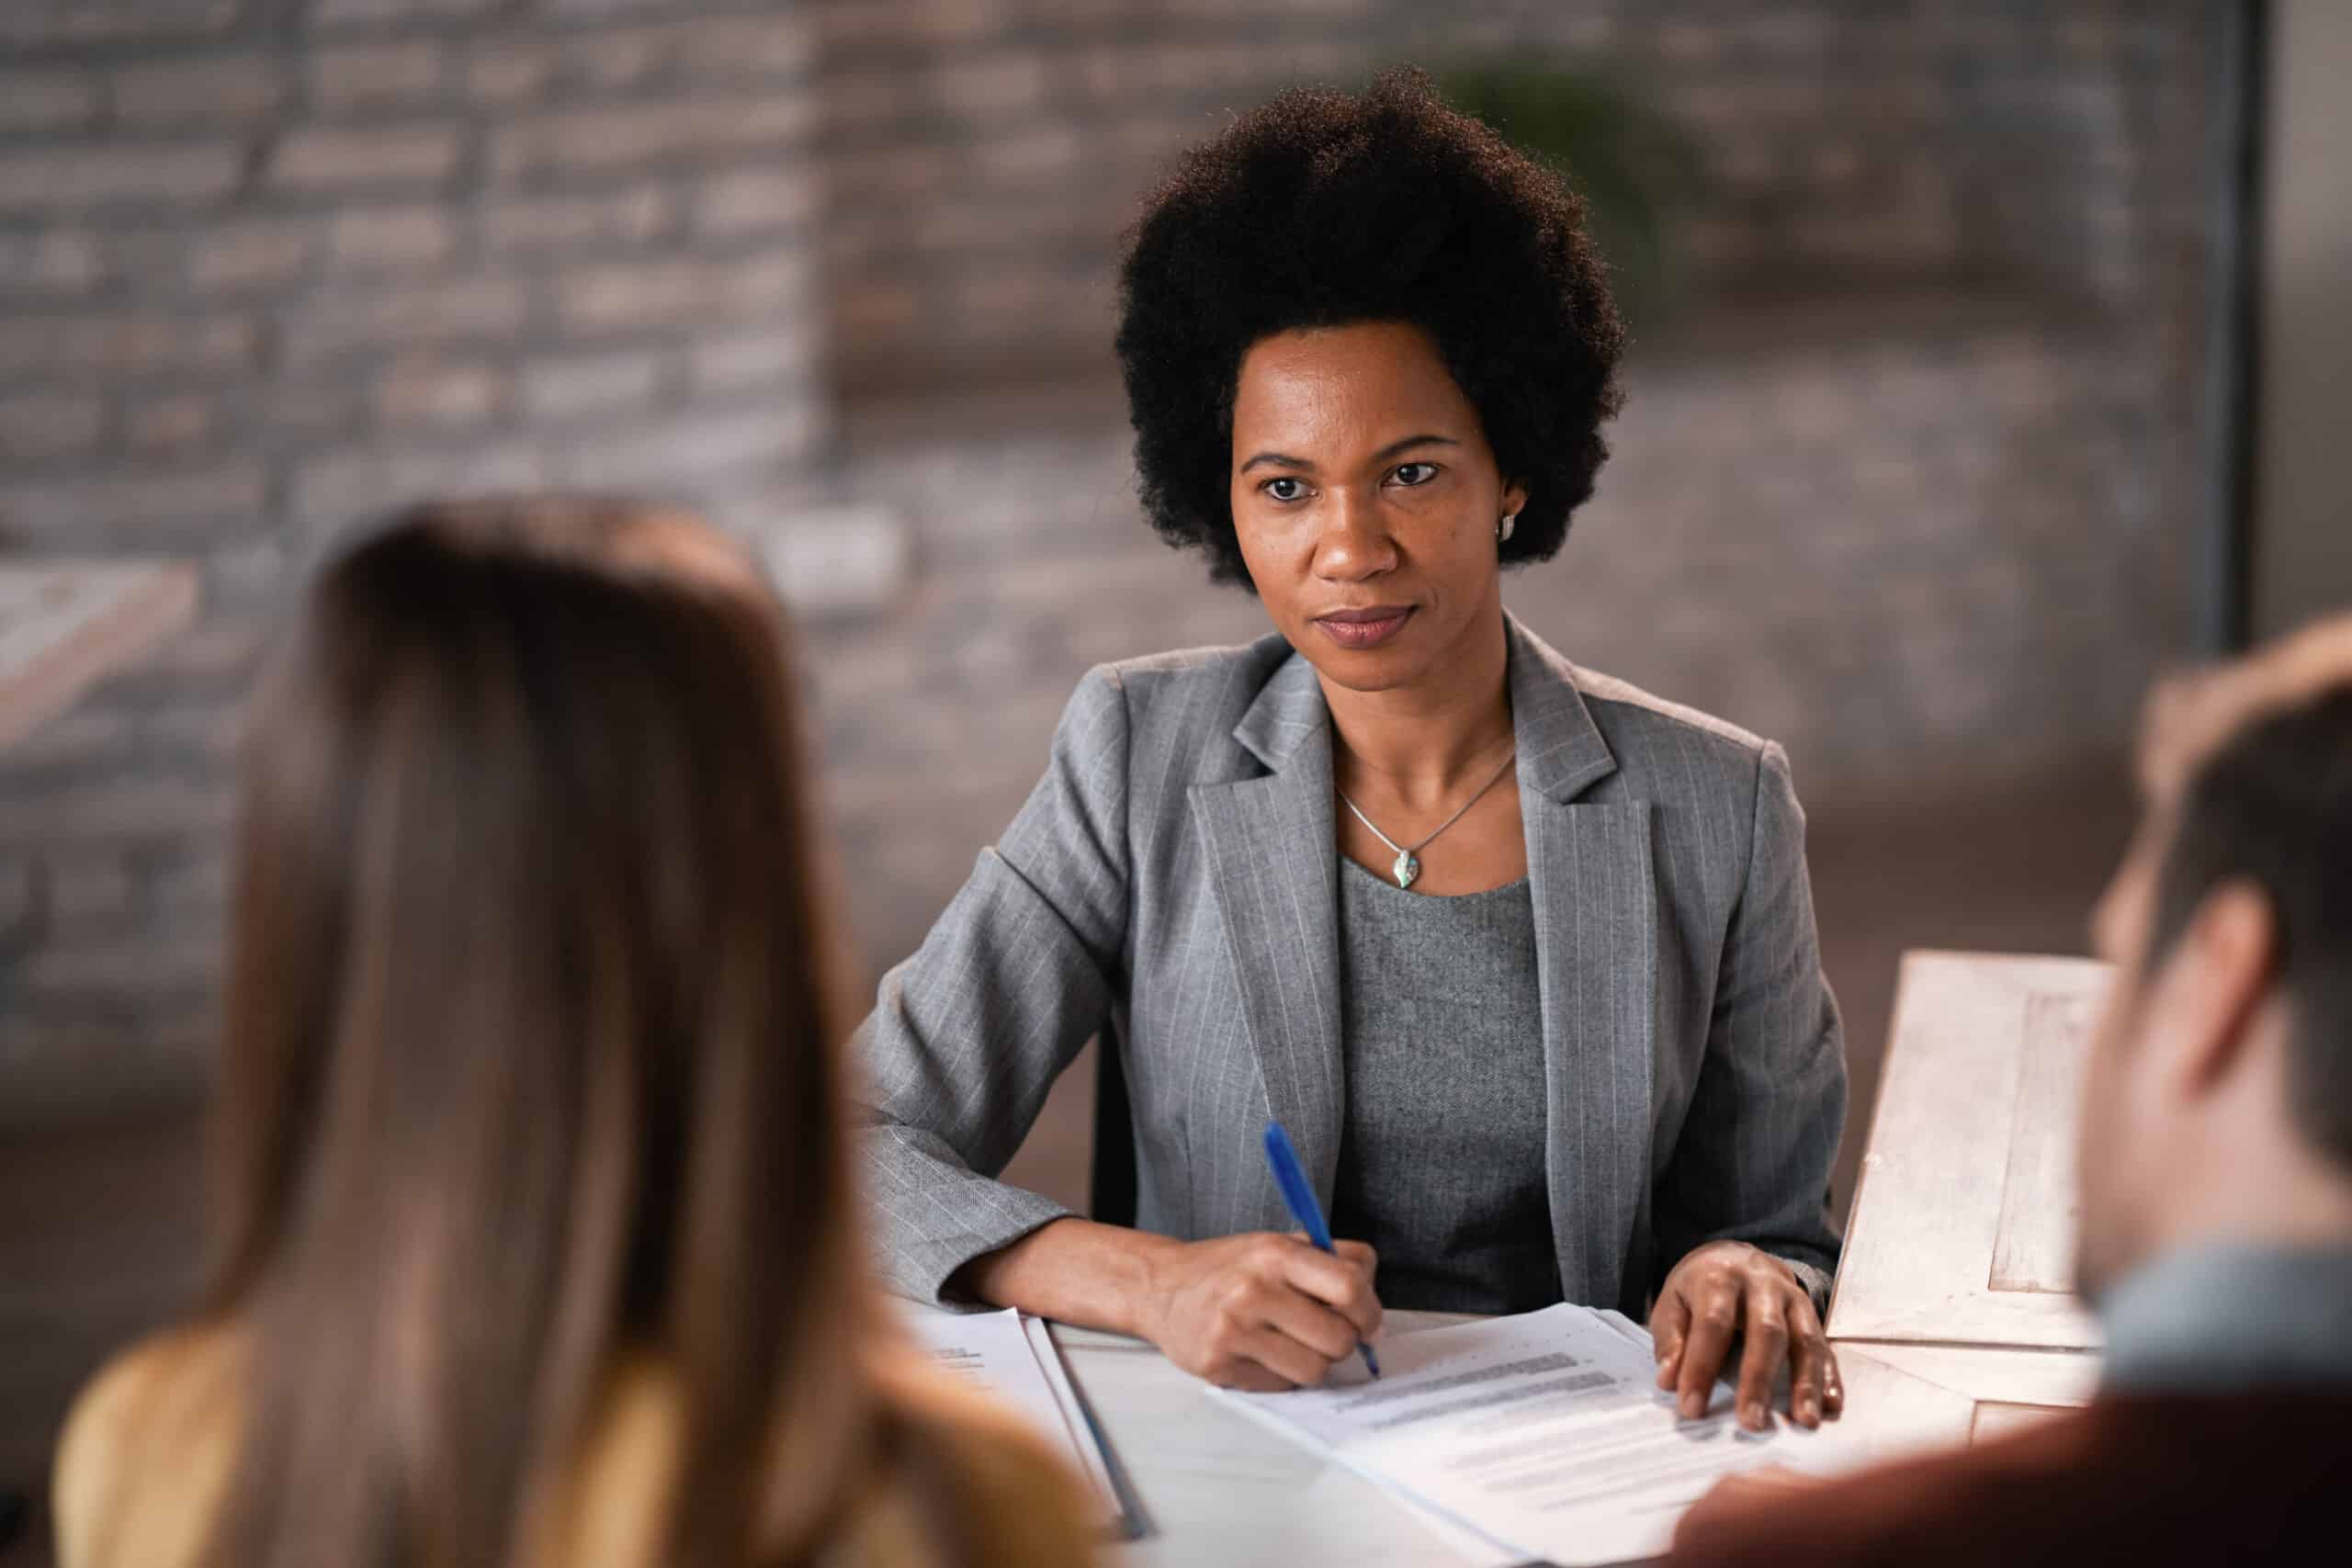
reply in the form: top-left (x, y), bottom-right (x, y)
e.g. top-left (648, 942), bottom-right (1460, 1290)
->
top-left (1653, 740), bottom-right (1848, 1312)
top-left (852, 665), bottom-right (1132, 1306)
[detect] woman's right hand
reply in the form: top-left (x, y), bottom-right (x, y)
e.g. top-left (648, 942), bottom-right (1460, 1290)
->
top-left (1136, 1232), bottom-right (1383, 1390)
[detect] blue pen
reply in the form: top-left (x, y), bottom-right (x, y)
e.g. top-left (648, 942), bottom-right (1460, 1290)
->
top-left (1262, 1121), bottom-right (1381, 1379)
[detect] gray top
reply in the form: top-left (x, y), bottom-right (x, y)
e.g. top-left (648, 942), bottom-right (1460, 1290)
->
top-left (1329, 857), bottom-right (1561, 1314)
top-left (2098, 1241), bottom-right (2352, 1394)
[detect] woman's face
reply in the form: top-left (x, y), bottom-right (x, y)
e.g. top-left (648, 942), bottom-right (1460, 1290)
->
top-left (1228, 321), bottom-right (1526, 695)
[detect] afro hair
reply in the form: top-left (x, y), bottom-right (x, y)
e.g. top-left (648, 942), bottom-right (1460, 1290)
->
top-left (1114, 68), bottom-right (1627, 587)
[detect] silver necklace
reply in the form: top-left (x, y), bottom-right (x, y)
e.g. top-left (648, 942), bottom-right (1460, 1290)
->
top-left (1338, 749), bottom-right (1518, 889)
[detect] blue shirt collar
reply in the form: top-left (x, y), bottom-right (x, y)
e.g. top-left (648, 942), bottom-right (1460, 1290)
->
top-left (2097, 1241), bottom-right (2352, 1394)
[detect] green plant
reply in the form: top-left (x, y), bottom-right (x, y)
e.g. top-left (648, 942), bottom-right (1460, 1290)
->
top-left (1432, 61), bottom-right (1709, 329)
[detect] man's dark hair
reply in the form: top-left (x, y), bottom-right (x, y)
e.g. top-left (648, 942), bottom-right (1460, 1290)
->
top-left (1114, 68), bottom-right (1625, 587)
top-left (2150, 686), bottom-right (2352, 1168)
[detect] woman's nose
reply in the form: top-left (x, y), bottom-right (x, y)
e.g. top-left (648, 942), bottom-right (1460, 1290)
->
top-left (1313, 489), bottom-right (1397, 581)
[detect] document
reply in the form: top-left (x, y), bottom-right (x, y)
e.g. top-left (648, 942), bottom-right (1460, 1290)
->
top-left (896, 1303), bottom-right (1140, 1538)
top-left (1210, 1303), bottom-right (1868, 1567)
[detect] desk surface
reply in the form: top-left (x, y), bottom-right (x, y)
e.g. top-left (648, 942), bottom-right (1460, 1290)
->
top-left (1055, 1314), bottom-right (2017, 1567)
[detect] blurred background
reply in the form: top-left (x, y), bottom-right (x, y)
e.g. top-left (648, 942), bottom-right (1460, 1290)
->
top-left (1, 1), bottom-right (2345, 1555)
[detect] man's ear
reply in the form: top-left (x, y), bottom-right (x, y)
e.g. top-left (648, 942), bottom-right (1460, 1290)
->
top-left (2149, 880), bottom-right (2279, 1096)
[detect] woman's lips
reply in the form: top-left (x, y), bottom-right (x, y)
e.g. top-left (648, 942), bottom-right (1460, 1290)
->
top-left (1314, 606), bottom-right (1414, 649)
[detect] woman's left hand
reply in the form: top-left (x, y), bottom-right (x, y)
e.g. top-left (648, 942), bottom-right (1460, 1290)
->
top-left (1650, 1240), bottom-right (1842, 1432)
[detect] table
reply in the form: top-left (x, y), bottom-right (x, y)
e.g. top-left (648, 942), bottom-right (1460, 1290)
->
top-left (0, 559), bottom-right (198, 750)
top-left (1052, 1314), bottom-right (2018, 1566)
top-left (1054, 1314), bottom-right (1482, 1567)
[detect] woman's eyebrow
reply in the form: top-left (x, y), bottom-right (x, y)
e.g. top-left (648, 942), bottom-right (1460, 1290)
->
top-left (1238, 450), bottom-right (1313, 472)
top-left (1238, 434), bottom-right (1462, 474)
top-left (1372, 433), bottom-right (1461, 461)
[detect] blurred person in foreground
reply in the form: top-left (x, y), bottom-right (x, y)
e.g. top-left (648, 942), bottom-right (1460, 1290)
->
top-left (51, 502), bottom-right (1096, 1568)
top-left (1669, 614), bottom-right (2352, 1566)
top-left (859, 67), bottom-right (1847, 1428)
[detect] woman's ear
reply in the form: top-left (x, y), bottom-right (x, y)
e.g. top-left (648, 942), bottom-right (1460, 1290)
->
top-left (1501, 479), bottom-right (1530, 521)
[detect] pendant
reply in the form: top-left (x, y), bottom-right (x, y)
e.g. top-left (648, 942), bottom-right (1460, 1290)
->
top-left (1392, 849), bottom-right (1419, 889)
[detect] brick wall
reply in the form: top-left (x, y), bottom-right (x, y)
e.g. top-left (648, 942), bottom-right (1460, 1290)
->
top-left (809, 0), bottom-right (1366, 396)
top-left (817, 0), bottom-right (2224, 396)
top-left (0, 0), bottom-right (2230, 1099)
top-left (1, 0), bottom-right (831, 1094)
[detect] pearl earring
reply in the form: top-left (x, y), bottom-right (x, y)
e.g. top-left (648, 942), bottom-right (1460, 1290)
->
top-left (1498, 513), bottom-right (1517, 544)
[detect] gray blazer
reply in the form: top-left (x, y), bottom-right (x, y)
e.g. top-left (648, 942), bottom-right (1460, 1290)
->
top-left (854, 615), bottom-right (1846, 1315)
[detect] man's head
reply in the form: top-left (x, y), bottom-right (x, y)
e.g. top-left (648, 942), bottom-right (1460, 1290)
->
top-left (2075, 615), bottom-right (2352, 1301)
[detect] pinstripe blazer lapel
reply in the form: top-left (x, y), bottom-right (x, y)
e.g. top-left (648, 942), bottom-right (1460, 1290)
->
top-left (1509, 615), bottom-right (1657, 1311)
top-left (1187, 653), bottom-right (1347, 1216)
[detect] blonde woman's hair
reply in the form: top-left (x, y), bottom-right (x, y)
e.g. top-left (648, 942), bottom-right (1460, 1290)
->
top-left (200, 499), bottom-right (905, 1568)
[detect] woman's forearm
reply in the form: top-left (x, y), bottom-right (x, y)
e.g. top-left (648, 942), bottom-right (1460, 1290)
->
top-left (955, 1218), bottom-right (1385, 1389)
top-left (949, 1217), bottom-right (1182, 1340)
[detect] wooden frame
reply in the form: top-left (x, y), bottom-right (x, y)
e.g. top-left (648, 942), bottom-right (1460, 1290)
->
top-left (0, 561), bottom-right (198, 750)
top-left (1828, 951), bottom-right (2111, 1350)
top-left (1835, 1341), bottom-right (2098, 1455)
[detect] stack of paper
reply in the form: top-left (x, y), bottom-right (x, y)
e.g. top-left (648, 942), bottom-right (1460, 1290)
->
top-left (895, 1303), bottom-right (1142, 1540)
top-left (1211, 1303), bottom-right (1873, 1567)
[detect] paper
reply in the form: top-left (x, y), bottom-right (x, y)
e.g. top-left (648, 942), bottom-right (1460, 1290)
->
top-left (1020, 1313), bottom-right (1126, 1515)
top-left (897, 1303), bottom-right (1131, 1534)
top-left (1211, 1303), bottom-right (1869, 1567)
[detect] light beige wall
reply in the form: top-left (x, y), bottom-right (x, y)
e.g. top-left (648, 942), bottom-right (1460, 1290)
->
top-left (2253, 0), bottom-right (2352, 637)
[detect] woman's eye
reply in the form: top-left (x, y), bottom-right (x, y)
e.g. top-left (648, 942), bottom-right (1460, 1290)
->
top-left (1262, 477), bottom-right (1307, 502)
top-left (1390, 462), bottom-right (1440, 487)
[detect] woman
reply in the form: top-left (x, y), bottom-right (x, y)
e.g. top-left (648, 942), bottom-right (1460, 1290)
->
top-left (859, 72), bottom-right (1849, 1430)
top-left (52, 502), bottom-right (1096, 1568)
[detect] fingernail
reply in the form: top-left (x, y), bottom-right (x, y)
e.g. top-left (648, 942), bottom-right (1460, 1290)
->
top-left (1742, 1402), bottom-right (1762, 1427)
top-left (1681, 1393), bottom-right (1705, 1419)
